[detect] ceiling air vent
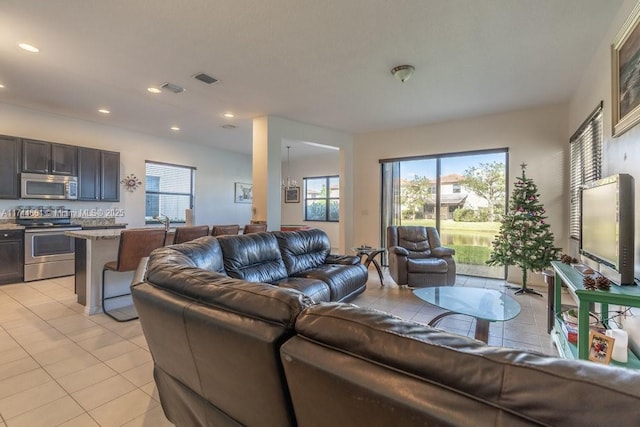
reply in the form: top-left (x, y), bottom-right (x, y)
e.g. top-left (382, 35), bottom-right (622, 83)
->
top-left (194, 73), bottom-right (219, 85)
top-left (161, 82), bottom-right (185, 93)
top-left (221, 124), bottom-right (237, 129)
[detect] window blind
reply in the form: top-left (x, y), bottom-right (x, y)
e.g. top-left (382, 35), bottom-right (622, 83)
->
top-left (569, 102), bottom-right (603, 240)
top-left (145, 161), bottom-right (195, 223)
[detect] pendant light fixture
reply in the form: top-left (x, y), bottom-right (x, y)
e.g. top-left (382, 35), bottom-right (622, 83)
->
top-left (282, 146), bottom-right (297, 190)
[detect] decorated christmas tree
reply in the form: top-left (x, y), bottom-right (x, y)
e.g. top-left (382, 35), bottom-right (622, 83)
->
top-left (487, 164), bottom-right (560, 296)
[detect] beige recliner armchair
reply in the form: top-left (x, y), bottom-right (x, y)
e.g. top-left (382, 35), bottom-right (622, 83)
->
top-left (386, 225), bottom-right (456, 287)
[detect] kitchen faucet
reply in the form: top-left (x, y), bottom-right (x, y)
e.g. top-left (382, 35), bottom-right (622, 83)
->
top-left (153, 214), bottom-right (170, 231)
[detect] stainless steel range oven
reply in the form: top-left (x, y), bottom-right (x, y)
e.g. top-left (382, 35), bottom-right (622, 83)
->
top-left (17, 207), bottom-right (81, 282)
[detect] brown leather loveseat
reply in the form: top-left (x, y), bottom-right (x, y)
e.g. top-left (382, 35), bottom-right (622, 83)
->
top-left (132, 236), bottom-right (640, 427)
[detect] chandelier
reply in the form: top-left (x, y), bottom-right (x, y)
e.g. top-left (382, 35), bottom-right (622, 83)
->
top-left (282, 145), bottom-right (298, 190)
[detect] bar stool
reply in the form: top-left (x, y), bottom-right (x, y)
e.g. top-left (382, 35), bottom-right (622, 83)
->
top-left (173, 225), bottom-right (210, 244)
top-left (242, 223), bottom-right (267, 234)
top-left (211, 224), bottom-right (240, 236)
top-left (102, 228), bottom-right (166, 322)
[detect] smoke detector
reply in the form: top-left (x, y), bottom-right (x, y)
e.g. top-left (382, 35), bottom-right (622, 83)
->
top-left (161, 82), bottom-right (185, 93)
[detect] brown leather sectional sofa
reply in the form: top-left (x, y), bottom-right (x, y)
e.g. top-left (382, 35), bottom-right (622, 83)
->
top-left (132, 230), bottom-right (640, 427)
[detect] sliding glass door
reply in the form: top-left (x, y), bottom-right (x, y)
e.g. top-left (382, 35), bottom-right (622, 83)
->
top-left (381, 149), bottom-right (507, 279)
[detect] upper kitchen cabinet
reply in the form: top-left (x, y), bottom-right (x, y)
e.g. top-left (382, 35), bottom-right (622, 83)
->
top-left (77, 147), bottom-right (100, 200)
top-left (78, 147), bottom-right (119, 201)
top-left (22, 139), bottom-right (77, 176)
top-left (0, 136), bottom-right (20, 199)
top-left (101, 150), bottom-right (120, 202)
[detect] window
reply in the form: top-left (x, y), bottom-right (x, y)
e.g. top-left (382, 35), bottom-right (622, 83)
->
top-left (380, 148), bottom-right (508, 279)
top-left (145, 161), bottom-right (195, 224)
top-left (304, 176), bottom-right (339, 222)
top-left (569, 102), bottom-right (603, 241)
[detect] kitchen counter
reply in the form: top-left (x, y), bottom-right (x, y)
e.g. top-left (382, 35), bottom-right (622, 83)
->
top-left (67, 227), bottom-right (173, 314)
top-left (67, 229), bottom-right (125, 315)
top-left (66, 229), bottom-right (123, 240)
top-left (0, 224), bottom-right (25, 231)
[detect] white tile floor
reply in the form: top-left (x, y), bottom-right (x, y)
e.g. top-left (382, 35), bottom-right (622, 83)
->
top-left (0, 271), bottom-right (561, 426)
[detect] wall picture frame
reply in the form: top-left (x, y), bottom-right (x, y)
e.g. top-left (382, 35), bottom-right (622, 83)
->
top-left (612, 1), bottom-right (640, 137)
top-left (588, 330), bottom-right (615, 364)
top-left (284, 186), bottom-right (300, 203)
top-left (234, 182), bottom-right (252, 204)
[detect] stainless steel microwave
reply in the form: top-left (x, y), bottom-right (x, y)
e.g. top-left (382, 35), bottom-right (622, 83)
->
top-left (20, 173), bottom-right (78, 200)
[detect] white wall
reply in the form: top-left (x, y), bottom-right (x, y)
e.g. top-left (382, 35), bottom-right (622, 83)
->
top-left (569, 0), bottom-right (640, 274)
top-left (568, 0), bottom-right (640, 346)
top-left (281, 151), bottom-right (341, 248)
top-left (353, 104), bottom-right (569, 285)
top-left (253, 116), bottom-right (354, 252)
top-left (0, 103), bottom-right (253, 227)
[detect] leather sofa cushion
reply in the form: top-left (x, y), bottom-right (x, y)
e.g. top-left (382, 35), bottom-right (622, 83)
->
top-left (274, 229), bottom-right (331, 275)
top-left (288, 303), bottom-right (640, 426)
top-left (294, 264), bottom-right (367, 301)
top-left (275, 277), bottom-right (331, 302)
top-left (397, 226), bottom-right (431, 253)
top-left (217, 233), bottom-right (289, 282)
top-left (151, 236), bottom-right (225, 273)
top-left (133, 277), bottom-right (313, 426)
top-left (407, 258), bottom-right (448, 273)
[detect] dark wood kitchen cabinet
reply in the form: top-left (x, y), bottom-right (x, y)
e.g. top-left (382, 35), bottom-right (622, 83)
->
top-left (78, 148), bottom-right (120, 201)
top-left (77, 147), bottom-right (100, 200)
top-left (22, 139), bottom-right (77, 176)
top-left (101, 150), bottom-right (120, 202)
top-left (0, 136), bottom-right (20, 199)
top-left (0, 230), bottom-right (23, 284)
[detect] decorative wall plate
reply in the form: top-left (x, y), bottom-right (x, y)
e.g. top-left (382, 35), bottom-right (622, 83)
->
top-left (121, 174), bottom-right (142, 192)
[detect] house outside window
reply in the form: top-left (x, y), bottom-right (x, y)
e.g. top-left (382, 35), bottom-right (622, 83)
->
top-left (145, 161), bottom-right (195, 224)
top-left (304, 176), bottom-right (339, 222)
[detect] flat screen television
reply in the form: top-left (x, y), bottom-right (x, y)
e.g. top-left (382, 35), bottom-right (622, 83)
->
top-left (580, 173), bottom-right (635, 285)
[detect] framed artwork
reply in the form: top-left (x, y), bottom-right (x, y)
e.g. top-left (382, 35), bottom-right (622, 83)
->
top-left (612, 1), bottom-right (640, 137)
top-left (284, 186), bottom-right (300, 203)
top-left (588, 330), bottom-right (614, 364)
top-left (234, 182), bottom-right (252, 204)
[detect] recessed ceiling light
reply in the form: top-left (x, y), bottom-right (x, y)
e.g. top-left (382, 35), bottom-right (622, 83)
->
top-left (0, 84), bottom-right (5, 89)
top-left (98, 108), bottom-right (110, 114)
top-left (170, 126), bottom-right (180, 131)
top-left (147, 87), bottom-right (161, 94)
top-left (223, 113), bottom-right (234, 118)
top-left (18, 42), bottom-right (39, 53)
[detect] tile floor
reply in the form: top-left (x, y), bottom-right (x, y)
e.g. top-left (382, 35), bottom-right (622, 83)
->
top-left (0, 271), bottom-right (562, 426)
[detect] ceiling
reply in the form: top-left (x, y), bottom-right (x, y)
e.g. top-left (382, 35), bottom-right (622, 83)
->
top-left (0, 0), bottom-right (623, 158)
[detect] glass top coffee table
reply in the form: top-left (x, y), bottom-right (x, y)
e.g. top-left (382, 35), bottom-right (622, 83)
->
top-left (413, 286), bottom-right (521, 343)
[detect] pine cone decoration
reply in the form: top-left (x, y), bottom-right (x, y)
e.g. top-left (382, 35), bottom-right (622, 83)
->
top-left (561, 254), bottom-right (577, 265)
top-left (583, 276), bottom-right (597, 290)
top-left (596, 276), bottom-right (611, 290)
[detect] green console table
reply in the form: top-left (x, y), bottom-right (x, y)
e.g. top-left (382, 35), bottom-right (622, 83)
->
top-left (551, 261), bottom-right (640, 368)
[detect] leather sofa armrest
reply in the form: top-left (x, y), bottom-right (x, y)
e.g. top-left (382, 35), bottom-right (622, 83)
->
top-left (431, 246), bottom-right (455, 257)
top-left (326, 254), bottom-right (361, 265)
top-left (389, 246), bottom-right (409, 256)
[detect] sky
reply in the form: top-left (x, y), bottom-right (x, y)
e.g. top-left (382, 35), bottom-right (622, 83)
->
top-left (400, 152), bottom-right (506, 180)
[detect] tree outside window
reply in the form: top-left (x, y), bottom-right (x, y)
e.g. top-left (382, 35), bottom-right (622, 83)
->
top-left (304, 176), bottom-right (339, 222)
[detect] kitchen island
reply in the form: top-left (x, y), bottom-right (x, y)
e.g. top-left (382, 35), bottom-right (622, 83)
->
top-left (66, 229), bottom-right (125, 315)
